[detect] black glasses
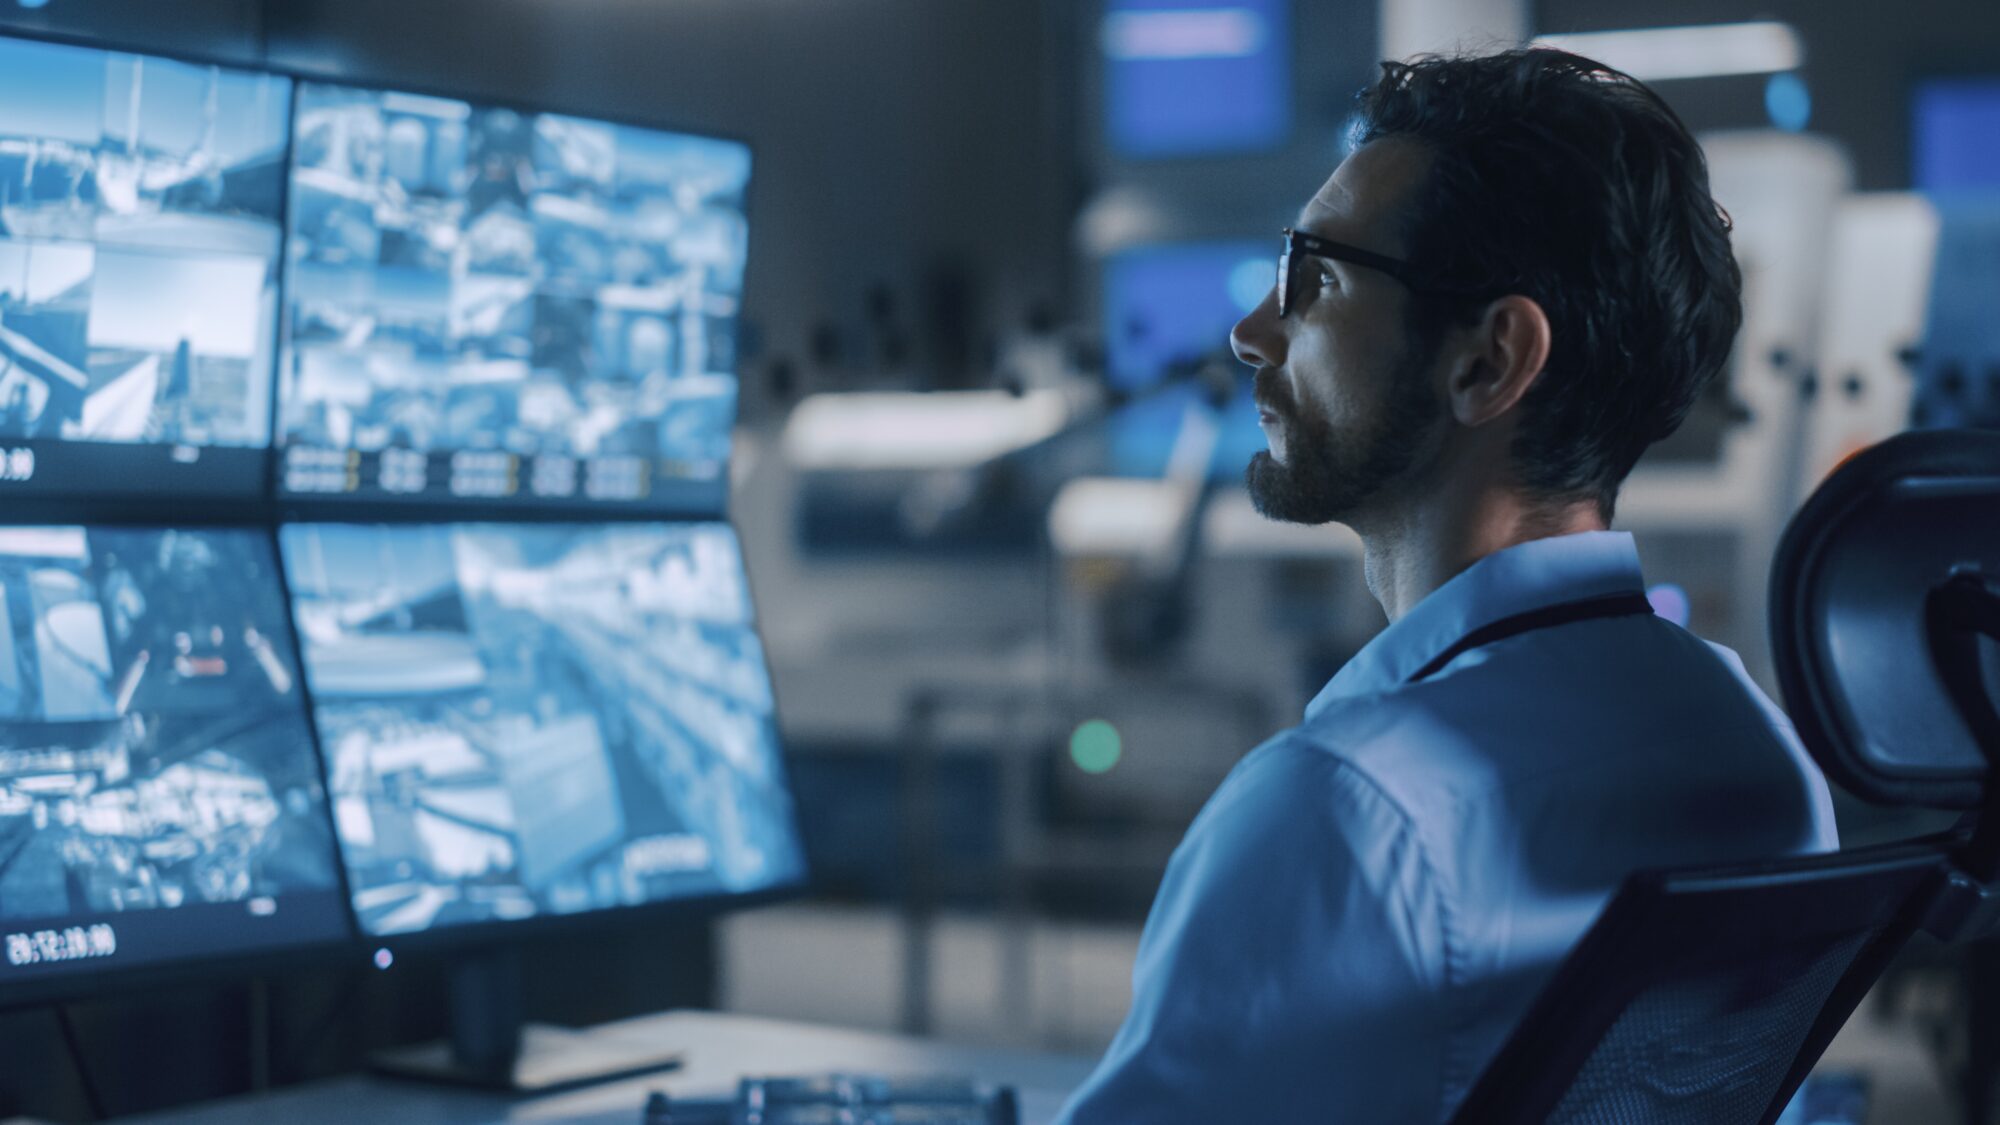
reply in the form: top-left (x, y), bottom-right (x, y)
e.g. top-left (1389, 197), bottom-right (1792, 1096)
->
top-left (1277, 227), bottom-right (1455, 316)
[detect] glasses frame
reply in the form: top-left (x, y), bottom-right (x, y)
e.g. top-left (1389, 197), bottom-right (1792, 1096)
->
top-left (1277, 227), bottom-right (1473, 315)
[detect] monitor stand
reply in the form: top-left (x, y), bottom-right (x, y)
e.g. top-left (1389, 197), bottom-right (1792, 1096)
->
top-left (370, 947), bottom-right (686, 1094)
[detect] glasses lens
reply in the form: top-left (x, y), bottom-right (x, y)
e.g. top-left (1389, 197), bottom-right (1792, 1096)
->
top-left (1277, 242), bottom-right (1292, 317)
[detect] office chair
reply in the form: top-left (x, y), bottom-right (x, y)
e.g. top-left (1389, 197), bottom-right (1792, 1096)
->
top-left (1448, 428), bottom-right (2000, 1124)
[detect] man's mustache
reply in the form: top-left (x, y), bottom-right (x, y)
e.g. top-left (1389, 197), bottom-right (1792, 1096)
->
top-left (1251, 367), bottom-right (1294, 418)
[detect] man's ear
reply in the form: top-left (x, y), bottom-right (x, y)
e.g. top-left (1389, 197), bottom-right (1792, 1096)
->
top-left (1444, 295), bottom-right (1551, 427)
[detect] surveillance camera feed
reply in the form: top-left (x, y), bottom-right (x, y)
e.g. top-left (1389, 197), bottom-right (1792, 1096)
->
top-left (0, 526), bottom-right (348, 986)
top-left (278, 81), bottom-right (751, 514)
top-left (278, 520), bottom-right (803, 937)
top-left (0, 37), bottom-right (291, 498)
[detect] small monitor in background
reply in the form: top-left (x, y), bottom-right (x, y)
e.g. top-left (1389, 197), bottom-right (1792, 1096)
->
top-left (0, 37), bottom-right (292, 500)
top-left (278, 82), bottom-right (751, 515)
top-left (1914, 78), bottom-right (2000, 194)
top-left (278, 520), bottom-right (805, 939)
top-left (1101, 0), bottom-right (1292, 159)
top-left (1101, 240), bottom-right (1267, 478)
top-left (0, 526), bottom-right (349, 992)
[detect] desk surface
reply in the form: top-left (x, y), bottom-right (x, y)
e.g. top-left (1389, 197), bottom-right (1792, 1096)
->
top-left (115, 1011), bottom-right (1098, 1125)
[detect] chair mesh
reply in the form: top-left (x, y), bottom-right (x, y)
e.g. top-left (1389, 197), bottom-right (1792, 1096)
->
top-left (1544, 928), bottom-right (1879, 1125)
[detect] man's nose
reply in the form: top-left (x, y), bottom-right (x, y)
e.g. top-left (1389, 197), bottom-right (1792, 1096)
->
top-left (1231, 288), bottom-right (1286, 370)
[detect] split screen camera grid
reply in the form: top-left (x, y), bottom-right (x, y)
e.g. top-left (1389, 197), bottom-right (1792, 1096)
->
top-left (0, 34), bottom-right (797, 984)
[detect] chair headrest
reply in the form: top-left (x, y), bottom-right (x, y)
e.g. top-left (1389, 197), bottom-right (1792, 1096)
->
top-left (1771, 429), bottom-right (2000, 809)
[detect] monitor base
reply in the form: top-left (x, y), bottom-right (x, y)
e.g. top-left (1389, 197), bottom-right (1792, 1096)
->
top-left (370, 1021), bottom-right (685, 1094)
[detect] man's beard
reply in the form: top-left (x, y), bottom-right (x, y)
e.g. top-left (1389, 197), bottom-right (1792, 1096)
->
top-left (1245, 346), bottom-right (1443, 525)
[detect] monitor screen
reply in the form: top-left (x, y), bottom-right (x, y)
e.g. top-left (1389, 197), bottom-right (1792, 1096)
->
top-left (278, 521), bottom-right (804, 938)
top-left (0, 36), bottom-right (291, 499)
top-left (1103, 240), bottom-right (1267, 478)
top-left (0, 526), bottom-right (348, 987)
top-left (277, 82), bottom-right (751, 515)
top-left (1102, 0), bottom-right (1292, 159)
top-left (1914, 78), bottom-right (2000, 194)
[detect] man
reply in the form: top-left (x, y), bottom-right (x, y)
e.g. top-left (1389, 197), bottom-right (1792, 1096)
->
top-left (1056, 49), bottom-right (1838, 1123)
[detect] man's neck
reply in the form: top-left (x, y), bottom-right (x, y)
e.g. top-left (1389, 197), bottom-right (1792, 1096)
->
top-left (1355, 482), bottom-right (1608, 622)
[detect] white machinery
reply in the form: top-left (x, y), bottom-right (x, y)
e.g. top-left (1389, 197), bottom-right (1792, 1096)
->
top-left (1617, 131), bottom-right (1852, 683)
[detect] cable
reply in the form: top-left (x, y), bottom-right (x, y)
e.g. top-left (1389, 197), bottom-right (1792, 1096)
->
top-left (53, 1005), bottom-right (107, 1122)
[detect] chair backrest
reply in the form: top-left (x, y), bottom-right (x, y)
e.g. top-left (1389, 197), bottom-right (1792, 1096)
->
top-left (1452, 428), bottom-right (2000, 1124)
top-left (1447, 844), bottom-right (1944, 1124)
top-left (1770, 427), bottom-right (2000, 809)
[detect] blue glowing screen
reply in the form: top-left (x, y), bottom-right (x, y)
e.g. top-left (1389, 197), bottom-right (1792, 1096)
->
top-left (279, 82), bottom-right (750, 511)
top-left (1103, 0), bottom-right (1291, 159)
top-left (1915, 79), bottom-right (2000, 193)
top-left (280, 520), bottom-right (804, 937)
top-left (1104, 240), bottom-right (1266, 391)
top-left (1102, 240), bottom-right (1268, 478)
top-left (0, 36), bottom-right (292, 499)
top-left (0, 526), bottom-right (349, 983)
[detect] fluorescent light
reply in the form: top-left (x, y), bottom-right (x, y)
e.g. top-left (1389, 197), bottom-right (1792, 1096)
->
top-left (783, 390), bottom-right (1071, 471)
top-left (1049, 478), bottom-right (1184, 557)
top-left (1101, 8), bottom-right (1267, 62)
top-left (1532, 21), bottom-right (1803, 82)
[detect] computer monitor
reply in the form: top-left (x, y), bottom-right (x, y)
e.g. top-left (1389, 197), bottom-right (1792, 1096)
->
top-left (0, 36), bottom-right (292, 501)
top-left (1100, 0), bottom-right (1293, 159)
top-left (276, 81), bottom-right (751, 516)
top-left (1914, 77), bottom-right (2000, 194)
top-left (1101, 240), bottom-right (1267, 478)
top-left (0, 525), bottom-right (349, 1001)
top-left (277, 520), bottom-right (804, 942)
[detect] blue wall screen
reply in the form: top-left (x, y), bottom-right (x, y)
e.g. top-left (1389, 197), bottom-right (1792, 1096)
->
top-left (1102, 240), bottom-right (1269, 478)
top-left (1915, 79), bottom-right (2000, 193)
top-left (1102, 0), bottom-right (1291, 159)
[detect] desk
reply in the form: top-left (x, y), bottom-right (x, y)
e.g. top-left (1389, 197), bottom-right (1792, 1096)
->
top-left (115, 1011), bottom-right (1098, 1125)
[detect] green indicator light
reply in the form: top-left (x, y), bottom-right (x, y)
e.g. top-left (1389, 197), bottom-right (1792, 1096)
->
top-left (1069, 719), bottom-right (1122, 775)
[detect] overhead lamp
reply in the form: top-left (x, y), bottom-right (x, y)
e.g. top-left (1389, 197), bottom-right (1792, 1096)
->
top-left (1101, 7), bottom-right (1268, 62)
top-left (782, 390), bottom-right (1071, 472)
top-left (1532, 21), bottom-right (1804, 82)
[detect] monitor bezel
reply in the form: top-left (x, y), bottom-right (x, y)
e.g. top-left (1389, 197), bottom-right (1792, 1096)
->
top-left (274, 513), bottom-right (811, 959)
top-left (0, 510), bottom-right (362, 1011)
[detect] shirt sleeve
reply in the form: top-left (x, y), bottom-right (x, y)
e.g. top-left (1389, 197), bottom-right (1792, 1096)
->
top-left (1054, 736), bottom-right (1451, 1125)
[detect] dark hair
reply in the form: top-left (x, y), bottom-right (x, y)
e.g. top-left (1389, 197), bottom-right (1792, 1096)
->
top-left (1355, 48), bottom-right (1743, 519)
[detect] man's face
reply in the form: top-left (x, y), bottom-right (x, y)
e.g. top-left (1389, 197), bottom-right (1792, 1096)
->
top-left (1231, 138), bottom-right (1449, 526)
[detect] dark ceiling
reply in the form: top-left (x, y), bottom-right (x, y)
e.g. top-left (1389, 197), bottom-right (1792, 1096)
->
top-left (1536, 0), bottom-right (2000, 190)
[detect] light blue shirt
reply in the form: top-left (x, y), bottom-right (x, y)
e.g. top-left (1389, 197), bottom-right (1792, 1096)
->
top-left (1056, 531), bottom-right (1838, 1124)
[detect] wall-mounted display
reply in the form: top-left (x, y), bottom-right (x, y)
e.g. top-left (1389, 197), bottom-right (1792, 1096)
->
top-left (279, 521), bottom-right (803, 937)
top-left (0, 36), bottom-right (290, 499)
top-left (277, 82), bottom-right (751, 515)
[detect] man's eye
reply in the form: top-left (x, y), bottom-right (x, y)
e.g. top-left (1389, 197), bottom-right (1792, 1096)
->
top-left (1317, 266), bottom-right (1339, 290)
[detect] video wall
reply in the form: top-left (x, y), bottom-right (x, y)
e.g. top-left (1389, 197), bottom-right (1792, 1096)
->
top-left (0, 33), bottom-right (799, 991)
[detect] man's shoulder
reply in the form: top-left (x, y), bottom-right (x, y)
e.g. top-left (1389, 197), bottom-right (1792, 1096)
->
top-left (1200, 726), bottom-right (1426, 852)
top-left (1286, 624), bottom-right (1812, 814)
top-left (1285, 677), bottom-right (1504, 808)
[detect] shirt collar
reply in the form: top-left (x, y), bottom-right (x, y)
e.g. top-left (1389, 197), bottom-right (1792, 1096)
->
top-left (1306, 530), bottom-right (1647, 718)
